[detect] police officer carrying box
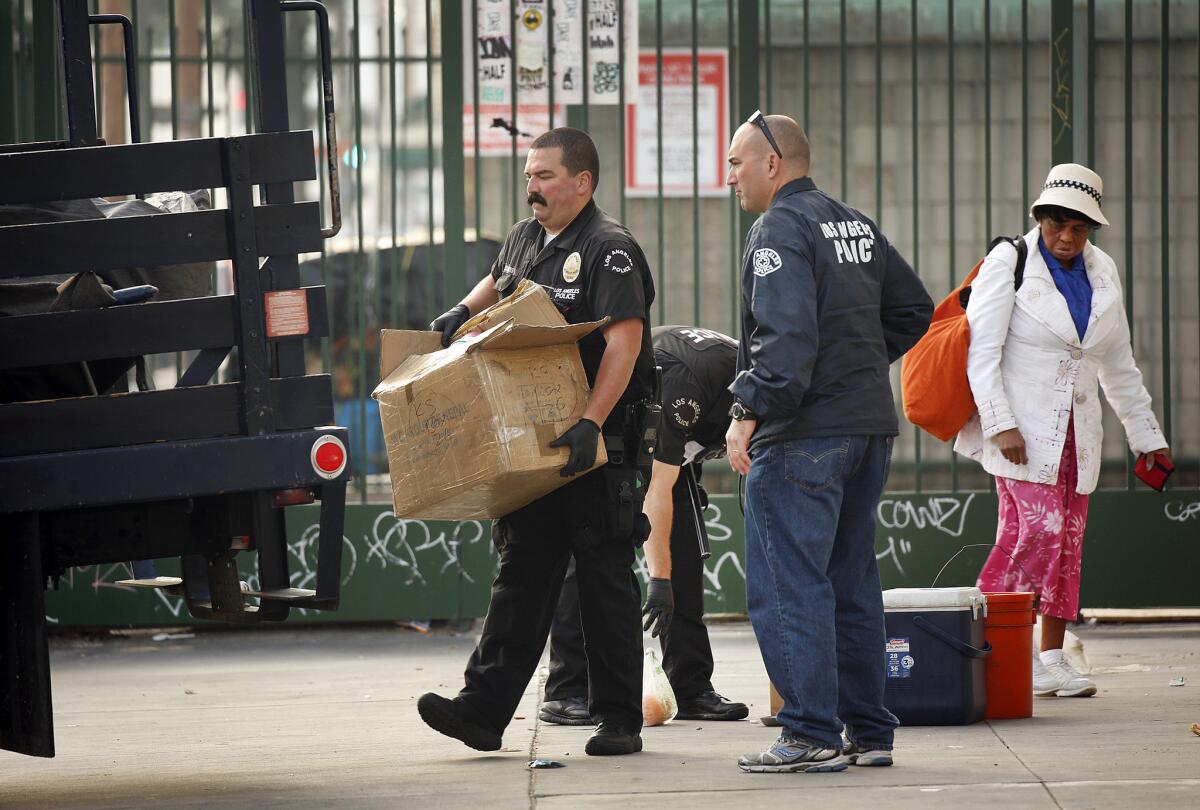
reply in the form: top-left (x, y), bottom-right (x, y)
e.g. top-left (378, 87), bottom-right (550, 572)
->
top-left (540, 325), bottom-right (749, 726)
top-left (417, 128), bottom-right (657, 757)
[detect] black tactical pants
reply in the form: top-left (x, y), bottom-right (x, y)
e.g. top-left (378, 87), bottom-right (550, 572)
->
top-left (455, 467), bottom-right (644, 733)
top-left (545, 471), bottom-right (716, 703)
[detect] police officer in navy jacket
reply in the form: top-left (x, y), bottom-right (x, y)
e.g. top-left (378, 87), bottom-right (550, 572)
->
top-left (725, 112), bottom-right (932, 773)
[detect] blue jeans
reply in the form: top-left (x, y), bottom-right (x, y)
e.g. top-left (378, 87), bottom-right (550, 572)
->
top-left (744, 434), bottom-right (899, 751)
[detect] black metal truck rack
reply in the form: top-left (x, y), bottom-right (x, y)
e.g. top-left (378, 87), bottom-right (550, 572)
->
top-left (0, 0), bottom-right (348, 758)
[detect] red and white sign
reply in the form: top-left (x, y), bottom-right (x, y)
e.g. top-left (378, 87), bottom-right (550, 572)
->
top-left (624, 49), bottom-right (729, 197)
top-left (463, 104), bottom-right (566, 156)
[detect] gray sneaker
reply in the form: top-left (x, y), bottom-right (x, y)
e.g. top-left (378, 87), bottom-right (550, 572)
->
top-left (843, 741), bottom-right (893, 766)
top-left (738, 734), bottom-right (849, 773)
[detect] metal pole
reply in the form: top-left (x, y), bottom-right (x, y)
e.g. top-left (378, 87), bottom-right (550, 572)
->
top-left (736, 0), bottom-right (758, 248)
top-left (1050, 0), bottom-right (1073, 166)
top-left (910, 0), bottom-right (920, 492)
top-left (441, 0), bottom-right (466, 307)
top-left (1159, 0), bottom-right (1172, 448)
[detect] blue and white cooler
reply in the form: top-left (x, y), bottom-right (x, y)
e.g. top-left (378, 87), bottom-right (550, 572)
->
top-left (882, 587), bottom-right (991, 725)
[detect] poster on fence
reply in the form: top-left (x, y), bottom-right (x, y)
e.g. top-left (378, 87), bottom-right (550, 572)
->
top-left (624, 48), bottom-right (729, 197)
top-left (463, 0), bottom-right (638, 147)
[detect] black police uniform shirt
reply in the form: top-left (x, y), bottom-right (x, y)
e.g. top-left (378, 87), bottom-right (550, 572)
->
top-left (730, 177), bottom-right (933, 451)
top-left (490, 198), bottom-right (656, 434)
top-left (651, 325), bottom-right (737, 467)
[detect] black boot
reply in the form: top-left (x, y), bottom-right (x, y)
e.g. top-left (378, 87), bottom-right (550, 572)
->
top-left (417, 693), bottom-right (502, 751)
top-left (584, 722), bottom-right (643, 756)
top-left (539, 696), bottom-right (594, 726)
top-left (674, 690), bottom-right (749, 721)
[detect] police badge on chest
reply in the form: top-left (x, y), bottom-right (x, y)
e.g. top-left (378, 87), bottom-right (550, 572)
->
top-left (551, 251), bottom-right (582, 309)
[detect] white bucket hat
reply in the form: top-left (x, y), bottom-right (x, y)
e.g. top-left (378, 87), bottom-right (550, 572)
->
top-left (1029, 163), bottom-right (1109, 227)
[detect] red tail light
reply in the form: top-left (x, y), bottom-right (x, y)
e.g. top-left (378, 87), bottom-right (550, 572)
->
top-left (311, 435), bottom-right (347, 479)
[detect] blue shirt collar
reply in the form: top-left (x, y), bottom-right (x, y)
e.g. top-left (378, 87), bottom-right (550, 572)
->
top-left (1037, 237), bottom-right (1087, 274)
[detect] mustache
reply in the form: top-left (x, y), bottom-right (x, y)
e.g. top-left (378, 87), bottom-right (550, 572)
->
top-left (527, 192), bottom-right (547, 207)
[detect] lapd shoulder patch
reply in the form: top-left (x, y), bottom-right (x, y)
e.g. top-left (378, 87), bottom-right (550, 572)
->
top-left (604, 247), bottom-right (634, 274)
top-left (670, 397), bottom-right (701, 429)
top-left (752, 248), bottom-right (783, 277)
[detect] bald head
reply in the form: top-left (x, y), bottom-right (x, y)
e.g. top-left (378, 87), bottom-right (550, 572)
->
top-left (767, 115), bottom-right (810, 168)
top-left (727, 113), bottom-right (811, 213)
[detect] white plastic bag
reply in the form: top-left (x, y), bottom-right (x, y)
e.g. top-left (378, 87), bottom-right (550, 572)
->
top-left (641, 648), bottom-right (678, 726)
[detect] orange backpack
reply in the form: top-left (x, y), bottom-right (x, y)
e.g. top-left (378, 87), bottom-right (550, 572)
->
top-left (901, 236), bottom-right (1028, 442)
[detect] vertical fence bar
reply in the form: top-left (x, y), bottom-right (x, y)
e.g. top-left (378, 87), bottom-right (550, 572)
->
top-left (169, 1), bottom-right (179, 140)
top-left (1086, 0), bottom-right (1094, 168)
top-left (471, 0), bottom-right (481, 277)
top-left (1021, 0), bottom-right (1029, 217)
top-left (802, 0), bottom-right (809, 129)
top-left (764, 0), bottom-right (771, 110)
top-left (509, 0), bottom-right (517, 227)
top-left (316, 14), bottom-right (331, 377)
top-left (547, 0), bottom-right (554, 128)
top-left (169, 1), bottom-right (183, 380)
top-left (839, 0), bottom-right (846, 200)
top-left (736, 0), bottom-right (758, 249)
top-left (1050, 0), bottom-right (1072, 166)
top-left (874, 0), bottom-right (881, 224)
top-left (618, 0), bottom-right (626, 223)
top-left (948, 0), bottom-right (957, 491)
top-left (91, 0), bottom-right (101, 137)
top-left (19, 0), bottom-right (34, 143)
top-left (205, 0), bottom-right (214, 137)
top-left (355, 0), bottom-right (368, 501)
top-left (692, 0), bottom-right (699, 325)
top-left (728, 0), bottom-right (737, 332)
top-left (581, 0), bottom-right (589, 131)
top-left (240, 5), bottom-right (253, 133)
top-left (1159, 0), bottom-right (1172, 449)
top-left (984, 0), bottom-right (991, 238)
top-left (0, 0), bottom-right (13, 143)
top-left (910, 0), bottom-right (920, 492)
top-left (31, 0), bottom-right (58, 141)
top-left (424, 0), bottom-right (436, 324)
top-left (390, 0), bottom-right (400, 329)
top-left (656, 0), bottom-right (664, 322)
top-left (441, 0), bottom-right (466, 307)
top-left (1123, 0), bottom-right (1134, 488)
top-left (142, 15), bottom-right (154, 140)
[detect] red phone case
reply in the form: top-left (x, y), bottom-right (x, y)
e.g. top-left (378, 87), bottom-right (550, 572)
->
top-left (1135, 457), bottom-right (1174, 491)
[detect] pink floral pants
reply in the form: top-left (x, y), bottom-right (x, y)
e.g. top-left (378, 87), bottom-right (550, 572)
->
top-left (977, 420), bottom-right (1089, 620)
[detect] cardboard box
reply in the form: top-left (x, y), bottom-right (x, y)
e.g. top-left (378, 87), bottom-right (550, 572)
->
top-left (373, 281), bottom-right (608, 519)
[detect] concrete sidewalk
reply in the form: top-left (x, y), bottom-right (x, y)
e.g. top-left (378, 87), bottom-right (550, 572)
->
top-left (2, 621), bottom-right (1197, 809)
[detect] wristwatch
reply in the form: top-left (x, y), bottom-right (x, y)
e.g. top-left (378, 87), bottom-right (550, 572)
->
top-left (729, 400), bottom-right (758, 421)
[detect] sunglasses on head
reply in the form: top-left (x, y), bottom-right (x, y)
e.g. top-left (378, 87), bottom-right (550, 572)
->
top-left (748, 109), bottom-right (783, 159)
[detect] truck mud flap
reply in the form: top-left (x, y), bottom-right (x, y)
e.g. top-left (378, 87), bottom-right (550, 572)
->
top-left (1, 514), bottom-right (54, 757)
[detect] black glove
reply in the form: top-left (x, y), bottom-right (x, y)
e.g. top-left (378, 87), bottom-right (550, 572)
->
top-left (429, 303), bottom-right (470, 347)
top-left (642, 577), bottom-right (674, 638)
top-left (548, 418), bottom-right (600, 477)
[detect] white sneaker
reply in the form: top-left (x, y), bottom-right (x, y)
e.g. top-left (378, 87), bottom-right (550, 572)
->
top-left (1034, 652), bottom-right (1097, 697)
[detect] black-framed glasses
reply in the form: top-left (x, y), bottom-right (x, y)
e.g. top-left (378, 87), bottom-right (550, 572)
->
top-left (748, 109), bottom-right (783, 159)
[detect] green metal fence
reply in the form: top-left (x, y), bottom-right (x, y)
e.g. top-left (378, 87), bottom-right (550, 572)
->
top-left (4, 0), bottom-right (1193, 497)
top-left (2, 1), bottom-right (1197, 625)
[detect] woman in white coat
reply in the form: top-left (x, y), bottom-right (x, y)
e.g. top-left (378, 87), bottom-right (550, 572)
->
top-left (955, 164), bottom-right (1171, 698)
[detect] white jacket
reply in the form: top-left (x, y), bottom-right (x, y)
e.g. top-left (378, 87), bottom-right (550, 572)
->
top-left (954, 228), bottom-right (1166, 494)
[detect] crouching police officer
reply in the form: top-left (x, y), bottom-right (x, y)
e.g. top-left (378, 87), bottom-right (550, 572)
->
top-left (540, 325), bottom-right (750, 726)
top-left (417, 128), bottom-right (657, 757)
